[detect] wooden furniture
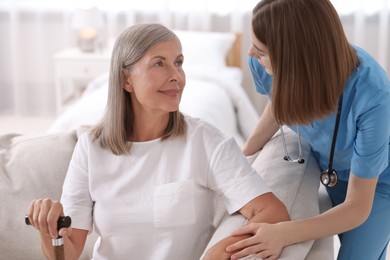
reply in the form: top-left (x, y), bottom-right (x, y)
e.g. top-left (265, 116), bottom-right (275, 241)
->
top-left (53, 48), bottom-right (110, 114)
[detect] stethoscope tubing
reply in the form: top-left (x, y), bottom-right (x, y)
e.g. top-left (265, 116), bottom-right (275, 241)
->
top-left (327, 94), bottom-right (343, 173)
top-left (280, 125), bottom-right (305, 164)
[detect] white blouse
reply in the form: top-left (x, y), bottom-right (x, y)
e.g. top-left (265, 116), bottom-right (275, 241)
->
top-left (61, 116), bottom-right (270, 260)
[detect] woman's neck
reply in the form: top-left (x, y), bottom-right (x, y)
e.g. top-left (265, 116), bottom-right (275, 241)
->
top-left (131, 112), bottom-right (169, 142)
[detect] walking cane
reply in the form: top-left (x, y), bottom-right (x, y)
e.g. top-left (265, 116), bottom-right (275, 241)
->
top-left (25, 215), bottom-right (72, 260)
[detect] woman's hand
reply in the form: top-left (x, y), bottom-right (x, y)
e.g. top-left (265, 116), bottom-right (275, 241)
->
top-left (26, 198), bottom-right (71, 239)
top-left (26, 199), bottom-right (88, 260)
top-left (226, 222), bottom-right (287, 260)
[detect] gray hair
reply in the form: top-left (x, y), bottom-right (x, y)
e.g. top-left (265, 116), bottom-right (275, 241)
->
top-left (90, 23), bottom-right (187, 155)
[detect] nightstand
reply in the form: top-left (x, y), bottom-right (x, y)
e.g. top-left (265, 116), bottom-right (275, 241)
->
top-left (53, 48), bottom-right (111, 114)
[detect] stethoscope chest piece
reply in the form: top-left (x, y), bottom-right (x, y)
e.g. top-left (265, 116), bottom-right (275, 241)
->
top-left (320, 169), bottom-right (338, 187)
top-left (320, 94), bottom-right (343, 188)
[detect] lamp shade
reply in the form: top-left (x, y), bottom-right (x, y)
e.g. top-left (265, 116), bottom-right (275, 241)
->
top-left (71, 7), bottom-right (105, 52)
top-left (71, 7), bottom-right (104, 30)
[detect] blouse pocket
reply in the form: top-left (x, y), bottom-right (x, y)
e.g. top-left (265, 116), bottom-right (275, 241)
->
top-left (153, 180), bottom-right (196, 228)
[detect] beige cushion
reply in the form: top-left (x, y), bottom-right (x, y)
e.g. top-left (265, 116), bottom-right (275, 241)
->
top-left (0, 130), bottom-right (95, 260)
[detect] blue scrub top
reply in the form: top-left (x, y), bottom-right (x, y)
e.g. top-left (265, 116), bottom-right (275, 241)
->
top-left (249, 46), bottom-right (390, 185)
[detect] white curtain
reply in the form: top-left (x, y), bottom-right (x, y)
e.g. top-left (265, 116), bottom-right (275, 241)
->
top-left (332, 0), bottom-right (390, 73)
top-left (0, 0), bottom-right (389, 116)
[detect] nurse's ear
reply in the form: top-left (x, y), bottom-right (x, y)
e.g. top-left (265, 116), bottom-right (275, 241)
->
top-left (122, 68), bottom-right (133, 93)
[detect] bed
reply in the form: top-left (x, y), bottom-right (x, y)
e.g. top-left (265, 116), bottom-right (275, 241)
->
top-left (47, 30), bottom-right (259, 147)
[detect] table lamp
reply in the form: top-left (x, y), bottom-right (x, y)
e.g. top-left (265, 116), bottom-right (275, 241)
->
top-left (71, 7), bottom-right (105, 52)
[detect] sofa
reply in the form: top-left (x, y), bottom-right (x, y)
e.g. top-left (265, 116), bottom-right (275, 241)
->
top-left (0, 126), bottom-right (334, 259)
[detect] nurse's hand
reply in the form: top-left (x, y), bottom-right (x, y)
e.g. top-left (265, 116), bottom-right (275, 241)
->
top-left (226, 222), bottom-right (286, 260)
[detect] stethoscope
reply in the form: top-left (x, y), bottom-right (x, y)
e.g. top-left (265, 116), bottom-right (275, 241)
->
top-left (280, 94), bottom-right (343, 187)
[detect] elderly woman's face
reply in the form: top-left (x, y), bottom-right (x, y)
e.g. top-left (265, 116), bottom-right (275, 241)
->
top-left (124, 38), bottom-right (185, 115)
top-left (248, 28), bottom-right (273, 76)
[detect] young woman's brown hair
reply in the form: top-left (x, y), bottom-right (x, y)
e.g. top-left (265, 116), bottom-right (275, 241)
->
top-left (90, 24), bottom-right (187, 155)
top-left (252, 0), bottom-right (359, 125)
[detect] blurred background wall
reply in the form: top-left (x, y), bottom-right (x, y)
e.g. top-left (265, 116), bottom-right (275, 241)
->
top-left (0, 0), bottom-right (388, 116)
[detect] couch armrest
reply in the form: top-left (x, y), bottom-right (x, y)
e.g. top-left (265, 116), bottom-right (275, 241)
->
top-left (200, 127), bottom-right (334, 259)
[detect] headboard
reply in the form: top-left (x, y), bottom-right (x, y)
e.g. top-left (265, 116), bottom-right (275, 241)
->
top-left (226, 33), bottom-right (242, 68)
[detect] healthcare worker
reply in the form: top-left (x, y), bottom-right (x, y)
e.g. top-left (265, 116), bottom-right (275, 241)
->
top-left (226, 0), bottom-right (390, 259)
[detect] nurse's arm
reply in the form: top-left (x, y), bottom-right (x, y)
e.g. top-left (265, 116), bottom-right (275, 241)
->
top-left (275, 173), bottom-right (378, 243)
top-left (225, 173), bottom-right (378, 260)
top-left (242, 101), bottom-right (280, 156)
top-left (202, 192), bottom-right (289, 260)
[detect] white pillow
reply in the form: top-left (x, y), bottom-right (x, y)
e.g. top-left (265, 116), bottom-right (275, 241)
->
top-left (173, 30), bottom-right (236, 68)
top-left (180, 77), bottom-right (241, 144)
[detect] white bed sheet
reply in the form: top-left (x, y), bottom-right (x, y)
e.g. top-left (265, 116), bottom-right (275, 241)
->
top-left (47, 66), bottom-right (259, 147)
